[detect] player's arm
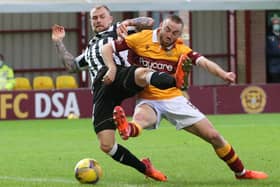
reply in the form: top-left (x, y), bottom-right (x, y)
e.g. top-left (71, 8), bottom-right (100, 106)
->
top-left (197, 56), bottom-right (236, 83)
top-left (101, 43), bottom-right (117, 85)
top-left (101, 39), bottom-right (130, 84)
top-left (124, 17), bottom-right (154, 31)
top-left (51, 24), bottom-right (79, 73)
top-left (117, 17), bottom-right (154, 37)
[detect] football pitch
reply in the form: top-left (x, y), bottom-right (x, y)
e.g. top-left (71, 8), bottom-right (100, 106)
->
top-left (0, 113), bottom-right (279, 187)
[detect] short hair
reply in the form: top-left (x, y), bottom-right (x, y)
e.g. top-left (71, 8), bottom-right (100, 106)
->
top-left (91, 5), bottom-right (111, 16)
top-left (164, 14), bottom-right (184, 28)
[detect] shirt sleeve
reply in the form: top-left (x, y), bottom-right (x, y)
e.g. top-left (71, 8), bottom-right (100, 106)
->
top-left (187, 51), bottom-right (203, 65)
top-left (112, 25), bottom-right (140, 53)
top-left (74, 53), bottom-right (88, 70)
top-left (112, 39), bottom-right (130, 52)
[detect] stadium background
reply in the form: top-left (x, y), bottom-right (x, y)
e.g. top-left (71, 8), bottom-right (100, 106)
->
top-left (0, 0), bottom-right (280, 120)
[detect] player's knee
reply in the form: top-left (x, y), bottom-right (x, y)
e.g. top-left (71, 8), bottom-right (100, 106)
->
top-left (133, 109), bottom-right (157, 128)
top-left (207, 131), bottom-right (224, 147)
top-left (135, 67), bottom-right (149, 77)
top-left (99, 142), bottom-right (114, 153)
top-left (134, 68), bottom-right (150, 86)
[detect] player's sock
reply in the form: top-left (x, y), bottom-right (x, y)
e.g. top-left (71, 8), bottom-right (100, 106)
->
top-left (147, 72), bottom-right (176, 89)
top-left (215, 143), bottom-right (245, 174)
top-left (128, 121), bottom-right (142, 137)
top-left (109, 143), bottom-right (146, 173)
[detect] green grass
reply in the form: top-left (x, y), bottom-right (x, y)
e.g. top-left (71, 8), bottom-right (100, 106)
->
top-left (0, 113), bottom-right (279, 187)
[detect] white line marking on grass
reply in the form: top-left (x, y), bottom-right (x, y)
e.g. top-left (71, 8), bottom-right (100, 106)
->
top-left (0, 176), bottom-right (153, 186)
top-left (0, 176), bottom-right (76, 184)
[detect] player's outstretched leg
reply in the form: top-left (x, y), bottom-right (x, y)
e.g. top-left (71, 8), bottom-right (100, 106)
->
top-left (215, 143), bottom-right (268, 180)
top-left (108, 143), bottom-right (167, 182)
top-left (141, 158), bottom-right (167, 181)
top-left (113, 106), bottom-right (142, 140)
top-left (236, 170), bottom-right (268, 180)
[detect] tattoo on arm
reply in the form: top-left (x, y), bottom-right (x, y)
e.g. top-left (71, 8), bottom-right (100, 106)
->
top-left (55, 41), bottom-right (78, 73)
top-left (130, 17), bottom-right (154, 31)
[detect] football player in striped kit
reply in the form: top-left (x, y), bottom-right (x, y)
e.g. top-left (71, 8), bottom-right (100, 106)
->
top-left (51, 5), bottom-right (189, 181)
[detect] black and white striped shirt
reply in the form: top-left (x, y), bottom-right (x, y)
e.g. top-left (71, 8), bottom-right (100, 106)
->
top-left (74, 23), bottom-right (134, 89)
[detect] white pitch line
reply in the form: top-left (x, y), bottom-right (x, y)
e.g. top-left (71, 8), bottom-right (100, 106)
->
top-left (0, 176), bottom-right (76, 184)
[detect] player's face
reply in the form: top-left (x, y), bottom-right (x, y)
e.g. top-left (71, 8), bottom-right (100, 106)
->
top-left (159, 19), bottom-right (183, 49)
top-left (90, 7), bottom-right (113, 33)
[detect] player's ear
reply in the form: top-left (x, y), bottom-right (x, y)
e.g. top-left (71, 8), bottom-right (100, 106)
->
top-left (159, 22), bottom-right (164, 29)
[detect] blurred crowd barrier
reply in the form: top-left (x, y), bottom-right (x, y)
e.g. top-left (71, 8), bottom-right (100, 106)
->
top-left (0, 84), bottom-right (279, 120)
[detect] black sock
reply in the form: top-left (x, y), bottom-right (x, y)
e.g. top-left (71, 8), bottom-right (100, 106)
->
top-left (150, 72), bottom-right (176, 89)
top-left (111, 144), bottom-right (146, 173)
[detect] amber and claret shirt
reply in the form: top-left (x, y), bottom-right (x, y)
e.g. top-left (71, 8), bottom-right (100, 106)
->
top-left (112, 29), bottom-right (201, 100)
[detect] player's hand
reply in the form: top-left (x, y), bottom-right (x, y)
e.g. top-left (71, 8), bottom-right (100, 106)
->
top-left (52, 24), bottom-right (65, 42)
top-left (179, 53), bottom-right (189, 62)
top-left (224, 72), bottom-right (236, 84)
top-left (117, 21), bottom-right (129, 38)
top-left (102, 67), bottom-right (117, 85)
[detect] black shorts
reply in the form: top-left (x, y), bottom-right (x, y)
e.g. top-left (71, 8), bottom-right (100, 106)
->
top-left (92, 65), bottom-right (144, 133)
